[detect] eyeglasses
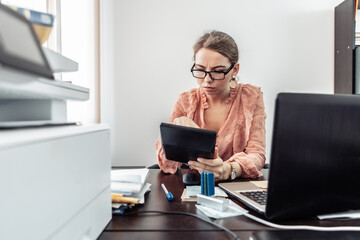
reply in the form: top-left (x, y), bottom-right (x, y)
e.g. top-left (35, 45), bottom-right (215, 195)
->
top-left (191, 63), bottom-right (234, 80)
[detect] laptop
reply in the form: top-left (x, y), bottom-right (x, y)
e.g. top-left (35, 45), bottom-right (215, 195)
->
top-left (219, 93), bottom-right (360, 220)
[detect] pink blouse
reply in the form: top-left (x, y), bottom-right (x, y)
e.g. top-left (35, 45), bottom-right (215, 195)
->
top-left (155, 83), bottom-right (266, 178)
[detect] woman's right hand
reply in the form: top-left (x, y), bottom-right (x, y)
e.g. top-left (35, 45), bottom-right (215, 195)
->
top-left (173, 116), bottom-right (200, 128)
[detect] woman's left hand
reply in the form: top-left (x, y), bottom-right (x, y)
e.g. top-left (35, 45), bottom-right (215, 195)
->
top-left (188, 147), bottom-right (229, 181)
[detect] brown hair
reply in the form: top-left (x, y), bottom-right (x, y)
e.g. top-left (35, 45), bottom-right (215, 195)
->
top-left (193, 30), bottom-right (239, 65)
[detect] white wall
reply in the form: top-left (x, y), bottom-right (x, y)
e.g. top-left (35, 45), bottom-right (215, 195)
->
top-left (101, 0), bottom-right (343, 167)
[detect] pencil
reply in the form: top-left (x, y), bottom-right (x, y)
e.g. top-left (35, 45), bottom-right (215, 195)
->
top-left (111, 193), bottom-right (140, 204)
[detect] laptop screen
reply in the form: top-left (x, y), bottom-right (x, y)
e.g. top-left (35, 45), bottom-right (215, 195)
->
top-left (266, 93), bottom-right (360, 220)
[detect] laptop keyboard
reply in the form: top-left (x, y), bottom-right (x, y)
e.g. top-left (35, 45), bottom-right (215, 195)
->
top-left (240, 190), bottom-right (267, 205)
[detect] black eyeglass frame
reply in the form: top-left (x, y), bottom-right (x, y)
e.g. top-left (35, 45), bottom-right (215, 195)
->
top-left (190, 63), bottom-right (235, 80)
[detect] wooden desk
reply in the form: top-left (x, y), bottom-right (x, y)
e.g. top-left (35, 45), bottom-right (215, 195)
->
top-left (98, 169), bottom-right (360, 240)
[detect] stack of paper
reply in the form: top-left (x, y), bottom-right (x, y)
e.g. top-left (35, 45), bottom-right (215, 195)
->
top-left (111, 168), bottom-right (151, 213)
top-left (111, 168), bottom-right (149, 194)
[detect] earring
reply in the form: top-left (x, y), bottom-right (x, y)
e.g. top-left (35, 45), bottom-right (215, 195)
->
top-left (229, 75), bottom-right (238, 88)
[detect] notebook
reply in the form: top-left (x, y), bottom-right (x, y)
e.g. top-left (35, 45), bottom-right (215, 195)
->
top-left (219, 93), bottom-right (360, 220)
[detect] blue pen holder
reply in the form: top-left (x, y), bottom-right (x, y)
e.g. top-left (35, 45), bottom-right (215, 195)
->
top-left (201, 171), bottom-right (215, 196)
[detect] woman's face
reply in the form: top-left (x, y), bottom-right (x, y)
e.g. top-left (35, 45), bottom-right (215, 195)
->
top-left (193, 47), bottom-right (239, 97)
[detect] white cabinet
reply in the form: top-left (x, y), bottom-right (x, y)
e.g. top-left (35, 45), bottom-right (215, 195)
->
top-left (0, 124), bottom-right (111, 240)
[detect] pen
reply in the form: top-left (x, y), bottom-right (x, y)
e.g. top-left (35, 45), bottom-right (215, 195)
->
top-left (161, 183), bottom-right (174, 201)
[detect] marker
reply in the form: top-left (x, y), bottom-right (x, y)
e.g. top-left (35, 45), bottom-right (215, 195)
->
top-left (161, 183), bottom-right (174, 201)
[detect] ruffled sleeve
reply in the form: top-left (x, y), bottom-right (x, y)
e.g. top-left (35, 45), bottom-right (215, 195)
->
top-left (155, 91), bottom-right (197, 173)
top-left (226, 87), bottom-right (266, 178)
top-left (155, 138), bottom-right (181, 174)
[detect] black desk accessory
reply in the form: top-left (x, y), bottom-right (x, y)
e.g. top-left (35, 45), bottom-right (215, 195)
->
top-left (182, 170), bottom-right (200, 185)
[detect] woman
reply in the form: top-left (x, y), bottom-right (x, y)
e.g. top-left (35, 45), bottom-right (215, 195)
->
top-left (155, 30), bottom-right (266, 181)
